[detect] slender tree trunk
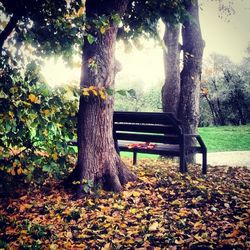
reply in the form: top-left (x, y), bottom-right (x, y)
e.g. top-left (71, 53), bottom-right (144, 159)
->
top-left (204, 95), bottom-right (217, 125)
top-left (211, 79), bottom-right (226, 125)
top-left (0, 15), bottom-right (19, 51)
top-left (178, 0), bottom-right (205, 163)
top-left (66, 0), bottom-right (136, 197)
top-left (161, 21), bottom-right (181, 116)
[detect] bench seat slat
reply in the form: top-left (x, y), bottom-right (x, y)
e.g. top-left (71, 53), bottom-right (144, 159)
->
top-left (118, 141), bottom-right (179, 155)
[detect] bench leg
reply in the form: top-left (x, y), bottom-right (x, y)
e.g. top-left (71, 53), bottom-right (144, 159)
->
top-left (133, 151), bottom-right (137, 165)
top-left (180, 155), bottom-right (187, 173)
top-left (202, 152), bottom-right (207, 174)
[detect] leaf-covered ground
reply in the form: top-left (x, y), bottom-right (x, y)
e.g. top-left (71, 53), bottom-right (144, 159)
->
top-left (1, 159), bottom-right (250, 249)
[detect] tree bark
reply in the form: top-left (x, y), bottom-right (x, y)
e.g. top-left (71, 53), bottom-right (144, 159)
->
top-left (161, 21), bottom-right (181, 116)
top-left (178, 0), bottom-right (205, 163)
top-left (66, 0), bottom-right (136, 197)
top-left (0, 15), bottom-right (19, 51)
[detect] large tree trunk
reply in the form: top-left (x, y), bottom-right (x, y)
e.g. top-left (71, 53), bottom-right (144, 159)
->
top-left (161, 21), bottom-right (181, 116)
top-left (178, 0), bottom-right (205, 163)
top-left (66, 0), bottom-right (136, 197)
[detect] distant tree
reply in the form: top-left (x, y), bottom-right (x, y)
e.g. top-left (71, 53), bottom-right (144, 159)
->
top-left (201, 52), bottom-right (250, 126)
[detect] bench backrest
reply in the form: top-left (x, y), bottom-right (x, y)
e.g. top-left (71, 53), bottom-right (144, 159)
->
top-left (113, 111), bottom-right (182, 145)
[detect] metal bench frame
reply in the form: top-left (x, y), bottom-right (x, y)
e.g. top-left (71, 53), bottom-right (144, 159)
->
top-left (113, 111), bottom-right (207, 174)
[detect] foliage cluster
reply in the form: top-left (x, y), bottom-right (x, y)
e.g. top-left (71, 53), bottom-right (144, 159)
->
top-left (115, 85), bottom-right (161, 112)
top-left (0, 52), bottom-right (78, 193)
top-left (0, 159), bottom-right (249, 249)
top-left (200, 53), bottom-right (250, 126)
top-left (0, 0), bottom-right (85, 59)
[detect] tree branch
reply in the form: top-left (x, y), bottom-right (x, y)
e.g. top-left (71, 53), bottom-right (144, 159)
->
top-left (0, 14), bottom-right (19, 51)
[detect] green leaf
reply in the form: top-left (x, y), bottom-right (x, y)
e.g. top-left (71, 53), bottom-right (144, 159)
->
top-left (87, 34), bottom-right (95, 44)
top-left (127, 89), bottom-right (137, 99)
top-left (116, 89), bottom-right (127, 96)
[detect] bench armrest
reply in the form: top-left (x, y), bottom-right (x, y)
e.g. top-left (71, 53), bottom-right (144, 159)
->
top-left (183, 134), bottom-right (207, 151)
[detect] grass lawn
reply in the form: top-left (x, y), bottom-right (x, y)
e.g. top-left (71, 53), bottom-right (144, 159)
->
top-left (199, 125), bottom-right (250, 152)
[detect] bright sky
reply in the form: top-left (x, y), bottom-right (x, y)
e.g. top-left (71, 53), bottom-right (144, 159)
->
top-left (42, 0), bottom-right (250, 88)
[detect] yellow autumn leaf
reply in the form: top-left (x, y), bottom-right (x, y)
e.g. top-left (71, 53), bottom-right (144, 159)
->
top-left (175, 238), bottom-right (185, 244)
top-left (10, 168), bottom-right (16, 176)
top-left (120, 223), bottom-right (127, 228)
top-left (193, 233), bottom-right (203, 241)
top-left (43, 109), bottom-right (50, 116)
top-left (99, 90), bottom-right (105, 95)
top-left (148, 221), bottom-right (159, 231)
top-left (23, 101), bottom-right (31, 107)
top-left (66, 231), bottom-right (72, 238)
top-left (129, 208), bottom-right (137, 214)
top-left (56, 123), bottom-right (62, 129)
top-left (178, 208), bottom-right (190, 217)
top-left (49, 244), bottom-right (58, 250)
top-left (19, 203), bottom-right (32, 212)
top-left (197, 185), bottom-right (206, 190)
top-left (76, 6), bottom-right (85, 17)
top-left (43, 130), bottom-right (48, 136)
top-left (51, 153), bottom-right (58, 161)
top-left (132, 190), bottom-right (141, 197)
top-left (87, 199), bottom-right (95, 206)
top-left (83, 91), bottom-right (89, 96)
top-left (8, 111), bottom-right (14, 119)
top-left (100, 94), bottom-right (106, 100)
top-left (171, 199), bottom-right (182, 206)
top-left (193, 221), bottom-right (203, 229)
top-left (22, 169), bottom-right (29, 175)
top-left (28, 94), bottom-right (40, 104)
top-left (103, 223), bottom-right (111, 228)
top-left (17, 168), bottom-right (23, 175)
top-left (101, 243), bottom-right (111, 250)
top-left (92, 89), bottom-right (98, 96)
top-left (100, 26), bottom-right (106, 34)
top-left (123, 190), bottom-right (132, 198)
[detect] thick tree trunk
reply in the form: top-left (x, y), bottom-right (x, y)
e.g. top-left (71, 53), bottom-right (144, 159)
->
top-left (178, 0), bottom-right (205, 163)
top-left (66, 0), bottom-right (136, 197)
top-left (161, 21), bottom-right (181, 116)
top-left (0, 15), bottom-right (19, 51)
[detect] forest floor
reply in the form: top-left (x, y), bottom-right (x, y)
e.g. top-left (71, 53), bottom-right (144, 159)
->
top-left (1, 159), bottom-right (249, 249)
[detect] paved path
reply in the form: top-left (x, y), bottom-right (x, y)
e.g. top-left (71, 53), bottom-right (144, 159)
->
top-left (196, 151), bottom-right (250, 167)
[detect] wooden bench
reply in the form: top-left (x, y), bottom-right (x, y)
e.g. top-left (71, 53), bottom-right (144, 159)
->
top-left (113, 111), bottom-right (207, 174)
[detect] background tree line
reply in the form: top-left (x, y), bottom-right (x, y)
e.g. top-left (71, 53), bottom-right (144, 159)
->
top-left (115, 46), bottom-right (250, 127)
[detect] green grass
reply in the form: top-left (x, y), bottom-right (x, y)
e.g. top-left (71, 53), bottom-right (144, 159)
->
top-left (198, 125), bottom-right (250, 152)
top-left (121, 125), bottom-right (250, 159)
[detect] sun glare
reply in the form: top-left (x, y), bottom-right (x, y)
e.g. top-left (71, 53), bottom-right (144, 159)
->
top-left (41, 58), bottom-right (80, 87)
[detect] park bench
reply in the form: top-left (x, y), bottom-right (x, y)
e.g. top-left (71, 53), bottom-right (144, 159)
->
top-left (113, 111), bottom-right (207, 174)
top-left (68, 111), bottom-right (207, 174)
